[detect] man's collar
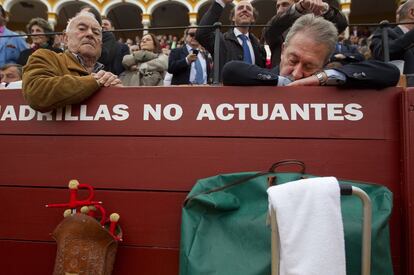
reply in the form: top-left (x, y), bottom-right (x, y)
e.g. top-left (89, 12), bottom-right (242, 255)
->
top-left (234, 28), bottom-right (249, 39)
top-left (186, 44), bottom-right (199, 52)
top-left (70, 52), bottom-right (104, 73)
top-left (398, 24), bottom-right (410, 34)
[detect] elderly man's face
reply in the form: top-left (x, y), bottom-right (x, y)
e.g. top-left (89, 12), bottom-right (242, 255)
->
top-left (0, 66), bottom-right (21, 83)
top-left (280, 32), bottom-right (330, 80)
top-left (233, 1), bottom-right (255, 26)
top-left (64, 15), bottom-right (102, 60)
top-left (276, 0), bottom-right (294, 15)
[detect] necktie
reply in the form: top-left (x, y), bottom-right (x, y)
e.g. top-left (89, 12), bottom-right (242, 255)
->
top-left (238, 34), bottom-right (253, 64)
top-left (194, 56), bottom-right (204, 84)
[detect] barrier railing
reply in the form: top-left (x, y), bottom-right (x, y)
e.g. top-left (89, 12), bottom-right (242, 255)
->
top-left (1, 20), bottom-right (413, 84)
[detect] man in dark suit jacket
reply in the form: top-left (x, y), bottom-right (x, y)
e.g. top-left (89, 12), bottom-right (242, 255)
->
top-left (168, 28), bottom-right (211, 85)
top-left (223, 14), bottom-right (399, 89)
top-left (101, 17), bottom-right (129, 75)
top-left (370, 0), bottom-right (414, 74)
top-left (263, 0), bottom-right (348, 68)
top-left (196, 0), bottom-right (266, 82)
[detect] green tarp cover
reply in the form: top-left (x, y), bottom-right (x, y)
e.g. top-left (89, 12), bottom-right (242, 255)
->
top-left (180, 172), bottom-right (393, 275)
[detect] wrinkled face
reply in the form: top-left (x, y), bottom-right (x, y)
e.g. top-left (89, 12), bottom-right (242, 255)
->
top-left (233, 1), bottom-right (255, 26)
top-left (140, 34), bottom-right (155, 52)
top-left (279, 32), bottom-right (329, 80)
top-left (276, 0), bottom-right (294, 15)
top-left (30, 24), bottom-right (48, 45)
top-left (102, 19), bottom-right (113, 31)
top-left (185, 28), bottom-right (199, 48)
top-left (64, 15), bottom-right (102, 59)
top-left (0, 66), bottom-right (21, 83)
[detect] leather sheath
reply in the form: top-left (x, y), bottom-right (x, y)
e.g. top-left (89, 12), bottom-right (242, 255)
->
top-left (52, 214), bottom-right (118, 275)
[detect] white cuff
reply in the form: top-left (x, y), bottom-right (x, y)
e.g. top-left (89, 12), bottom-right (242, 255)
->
top-left (215, 0), bottom-right (226, 8)
top-left (325, 69), bottom-right (346, 85)
top-left (277, 76), bottom-right (293, 86)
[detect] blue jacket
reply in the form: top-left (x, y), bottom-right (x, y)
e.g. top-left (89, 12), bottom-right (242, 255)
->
top-left (0, 27), bottom-right (28, 66)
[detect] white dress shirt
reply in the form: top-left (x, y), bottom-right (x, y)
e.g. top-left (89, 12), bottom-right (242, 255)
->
top-left (186, 44), bottom-right (208, 84)
top-left (233, 28), bottom-right (256, 65)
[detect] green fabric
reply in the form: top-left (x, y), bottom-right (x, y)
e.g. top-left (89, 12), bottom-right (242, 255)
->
top-left (180, 172), bottom-right (393, 275)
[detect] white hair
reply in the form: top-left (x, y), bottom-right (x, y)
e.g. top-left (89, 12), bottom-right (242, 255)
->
top-left (65, 11), bottom-right (100, 33)
top-left (285, 14), bottom-right (338, 63)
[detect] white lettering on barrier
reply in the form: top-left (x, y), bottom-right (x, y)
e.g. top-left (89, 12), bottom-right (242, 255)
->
top-left (143, 104), bottom-right (183, 121)
top-left (0, 103), bottom-right (363, 122)
top-left (195, 103), bottom-right (363, 121)
top-left (0, 104), bottom-right (130, 121)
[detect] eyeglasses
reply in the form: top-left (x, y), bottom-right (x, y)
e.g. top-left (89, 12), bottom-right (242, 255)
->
top-left (187, 32), bottom-right (196, 37)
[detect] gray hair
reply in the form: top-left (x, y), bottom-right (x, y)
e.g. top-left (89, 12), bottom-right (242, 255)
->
top-left (65, 11), bottom-right (101, 33)
top-left (0, 63), bottom-right (23, 78)
top-left (398, 0), bottom-right (414, 22)
top-left (285, 14), bottom-right (338, 63)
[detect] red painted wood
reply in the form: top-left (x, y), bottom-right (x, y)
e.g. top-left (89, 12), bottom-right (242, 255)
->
top-left (402, 89), bottom-right (414, 275)
top-left (0, 136), bottom-right (401, 190)
top-left (0, 240), bottom-right (179, 275)
top-left (0, 87), bottom-right (401, 140)
top-left (0, 187), bottom-right (186, 247)
top-left (0, 87), bottom-right (407, 274)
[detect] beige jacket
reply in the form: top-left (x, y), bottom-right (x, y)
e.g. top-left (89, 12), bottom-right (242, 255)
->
top-left (120, 50), bottom-right (168, 86)
top-left (22, 49), bottom-right (100, 112)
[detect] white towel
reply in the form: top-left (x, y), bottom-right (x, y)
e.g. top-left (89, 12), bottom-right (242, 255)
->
top-left (267, 177), bottom-right (346, 275)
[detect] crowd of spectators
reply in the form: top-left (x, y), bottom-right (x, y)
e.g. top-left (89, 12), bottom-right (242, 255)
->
top-left (0, 0), bottom-right (412, 95)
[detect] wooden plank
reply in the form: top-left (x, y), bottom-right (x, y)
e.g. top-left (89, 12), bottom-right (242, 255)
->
top-left (0, 87), bottom-right (401, 139)
top-left (0, 136), bottom-right (401, 191)
top-left (0, 87), bottom-right (406, 274)
top-left (0, 240), bottom-right (179, 275)
top-left (402, 89), bottom-right (414, 275)
top-left (0, 187), bottom-right (186, 247)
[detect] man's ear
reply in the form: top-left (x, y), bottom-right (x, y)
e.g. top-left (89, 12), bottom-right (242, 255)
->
top-left (281, 42), bottom-right (286, 55)
top-left (63, 31), bottom-right (68, 45)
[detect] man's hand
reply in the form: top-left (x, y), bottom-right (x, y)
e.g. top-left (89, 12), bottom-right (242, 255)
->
top-left (296, 0), bottom-right (329, 15)
top-left (187, 53), bottom-right (198, 64)
top-left (287, 75), bottom-right (320, 86)
top-left (92, 70), bottom-right (122, 87)
top-left (334, 53), bottom-right (346, 60)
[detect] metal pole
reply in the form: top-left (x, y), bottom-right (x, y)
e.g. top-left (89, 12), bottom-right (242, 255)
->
top-left (380, 20), bottom-right (390, 62)
top-left (213, 22), bottom-right (222, 85)
top-left (352, 187), bottom-right (372, 275)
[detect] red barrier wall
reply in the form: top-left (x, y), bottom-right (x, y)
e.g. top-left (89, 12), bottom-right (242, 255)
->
top-left (0, 86), bottom-right (411, 274)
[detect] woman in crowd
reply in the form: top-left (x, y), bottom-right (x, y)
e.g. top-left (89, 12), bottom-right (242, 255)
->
top-left (17, 18), bottom-right (62, 66)
top-left (120, 33), bottom-right (168, 86)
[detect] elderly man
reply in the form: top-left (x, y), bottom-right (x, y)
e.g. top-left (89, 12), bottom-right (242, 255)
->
top-left (370, 0), bottom-right (414, 74)
top-left (196, 0), bottom-right (266, 82)
top-left (263, 0), bottom-right (348, 67)
top-left (22, 12), bottom-right (121, 112)
top-left (223, 14), bottom-right (399, 88)
top-left (0, 63), bottom-right (22, 84)
top-left (168, 28), bottom-right (211, 85)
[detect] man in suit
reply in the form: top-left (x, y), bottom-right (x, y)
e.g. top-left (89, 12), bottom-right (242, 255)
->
top-left (168, 28), bottom-right (211, 85)
top-left (263, 0), bottom-right (348, 68)
top-left (370, 0), bottom-right (414, 74)
top-left (223, 14), bottom-right (400, 89)
top-left (196, 0), bottom-right (266, 82)
top-left (101, 17), bottom-right (129, 75)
